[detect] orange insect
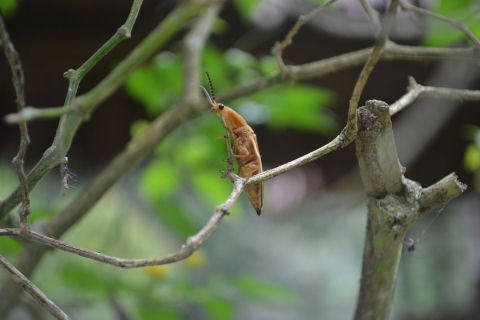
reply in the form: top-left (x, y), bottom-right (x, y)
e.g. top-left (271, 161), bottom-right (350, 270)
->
top-left (201, 72), bottom-right (263, 215)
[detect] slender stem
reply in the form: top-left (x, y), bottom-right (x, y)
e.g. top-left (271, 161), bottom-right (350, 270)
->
top-left (0, 1), bottom-right (201, 218)
top-left (390, 76), bottom-right (480, 115)
top-left (7, 40), bottom-right (477, 125)
top-left (345, 0), bottom-right (399, 141)
top-left (271, 0), bottom-right (338, 76)
top-left (0, 178), bottom-right (244, 268)
top-left (399, 0), bottom-right (480, 49)
top-left (0, 254), bottom-right (71, 320)
top-left (360, 0), bottom-right (381, 34)
top-left (0, 13), bottom-right (31, 225)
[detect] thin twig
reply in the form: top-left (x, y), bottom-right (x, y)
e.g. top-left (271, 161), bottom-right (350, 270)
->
top-left (5, 42), bottom-right (478, 125)
top-left (0, 13), bottom-right (31, 225)
top-left (399, 0), bottom-right (480, 50)
top-left (63, 0), bottom-right (144, 106)
top-left (0, 254), bottom-right (71, 320)
top-left (0, 1), bottom-right (202, 218)
top-left (390, 76), bottom-right (480, 115)
top-left (0, 178), bottom-right (244, 268)
top-left (360, 0), bottom-right (381, 34)
top-left (271, 0), bottom-right (338, 77)
top-left (344, 0), bottom-right (399, 142)
top-left (182, 2), bottom-right (223, 103)
top-left (0, 4), bottom-right (223, 315)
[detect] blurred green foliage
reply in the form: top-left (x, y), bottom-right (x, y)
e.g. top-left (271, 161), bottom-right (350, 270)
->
top-left (464, 125), bottom-right (480, 192)
top-left (0, 0), bottom-right (18, 17)
top-left (233, 0), bottom-right (259, 23)
top-left (423, 0), bottom-right (480, 47)
top-left (125, 44), bottom-right (336, 241)
top-left (122, 42), bottom-right (335, 318)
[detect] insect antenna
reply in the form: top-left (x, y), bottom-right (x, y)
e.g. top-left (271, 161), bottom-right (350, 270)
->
top-left (205, 71), bottom-right (216, 103)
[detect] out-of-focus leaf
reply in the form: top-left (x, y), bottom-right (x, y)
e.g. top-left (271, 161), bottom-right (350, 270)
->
top-left (233, 0), bottom-right (259, 22)
top-left (28, 207), bottom-right (56, 224)
top-left (423, 0), bottom-right (480, 47)
top-left (140, 159), bottom-right (179, 199)
top-left (152, 199), bottom-right (198, 238)
top-left (191, 170), bottom-right (232, 208)
top-left (0, 0), bottom-right (18, 17)
top-left (130, 119), bottom-right (150, 138)
top-left (464, 144), bottom-right (480, 172)
top-left (200, 297), bottom-right (233, 320)
top-left (258, 56), bottom-right (278, 76)
top-left (176, 134), bottom-right (214, 168)
top-left (125, 52), bottom-right (182, 116)
top-left (225, 48), bottom-right (256, 69)
top-left (0, 237), bottom-right (22, 255)
top-left (232, 276), bottom-right (300, 303)
top-left (59, 263), bottom-right (125, 293)
top-left (137, 307), bottom-right (182, 320)
top-left (235, 84), bottom-right (336, 133)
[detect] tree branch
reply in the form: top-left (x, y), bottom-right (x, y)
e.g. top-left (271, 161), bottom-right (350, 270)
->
top-left (271, 0), bottom-right (338, 77)
top-left (390, 76), bottom-right (480, 115)
top-left (0, 0), bottom-right (202, 218)
top-left (0, 3), bottom-right (222, 315)
top-left (0, 13), bottom-right (31, 225)
top-left (360, 0), bottom-right (381, 34)
top-left (345, 0), bottom-right (399, 142)
top-left (353, 99), bottom-right (466, 320)
top-left (0, 178), bottom-right (242, 268)
top-left (399, 0), bottom-right (480, 50)
top-left (0, 254), bottom-right (71, 320)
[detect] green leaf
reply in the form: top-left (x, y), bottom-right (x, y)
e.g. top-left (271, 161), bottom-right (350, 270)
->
top-left (232, 276), bottom-right (300, 303)
top-left (140, 159), bottom-right (180, 199)
top-left (423, 0), bottom-right (480, 47)
top-left (191, 170), bottom-right (232, 208)
top-left (200, 297), bottom-right (233, 320)
top-left (235, 84), bottom-right (336, 133)
top-left (464, 144), bottom-right (480, 172)
top-left (130, 119), bottom-right (150, 138)
top-left (0, 237), bottom-right (23, 256)
top-left (0, 0), bottom-right (18, 17)
top-left (175, 134), bottom-right (214, 168)
top-left (233, 0), bottom-right (259, 22)
top-left (125, 52), bottom-right (182, 116)
top-left (59, 263), bottom-right (110, 293)
top-left (152, 199), bottom-right (198, 238)
top-left (258, 56), bottom-right (278, 76)
top-left (136, 307), bottom-right (182, 320)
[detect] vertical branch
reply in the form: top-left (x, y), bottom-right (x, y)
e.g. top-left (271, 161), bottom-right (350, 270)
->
top-left (353, 100), bottom-right (465, 320)
top-left (344, 0), bottom-right (399, 142)
top-left (0, 13), bottom-right (31, 224)
top-left (271, 0), bottom-right (338, 77)
top-left (0, 255), bottom-right (71, 320)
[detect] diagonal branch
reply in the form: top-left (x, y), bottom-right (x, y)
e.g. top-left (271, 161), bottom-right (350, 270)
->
top-left (345, 0), bottom-right (399, 142)
top-left (5, 42), bottom-right (478, 125)
top-left (0, 254), bottom-right (71, 320)
top-left (0, 3), bottom-right (223, 315)
top-left (0, 1), bottom-right (202, 218)
top-left (0, 13), bottom-right (31, 225)
top-left (271, 0), bottom-right (338, 77)
top-left (0, 177), bottom-right (244, 268)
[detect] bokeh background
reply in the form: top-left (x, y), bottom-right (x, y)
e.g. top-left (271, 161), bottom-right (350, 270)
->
top-left (1, 0), bottom-right (480, 319)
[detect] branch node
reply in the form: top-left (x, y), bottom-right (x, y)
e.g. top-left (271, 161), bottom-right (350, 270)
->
top-left (117, 25), bottom-right (131, 39)
top-left (63, 68), bottom-right (76, 79)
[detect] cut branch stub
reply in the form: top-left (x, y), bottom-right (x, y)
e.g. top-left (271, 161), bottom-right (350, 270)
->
top-left (353, 99), bottom-right (466, 320)
top-left (355, 100), bottom-right (403, 198)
